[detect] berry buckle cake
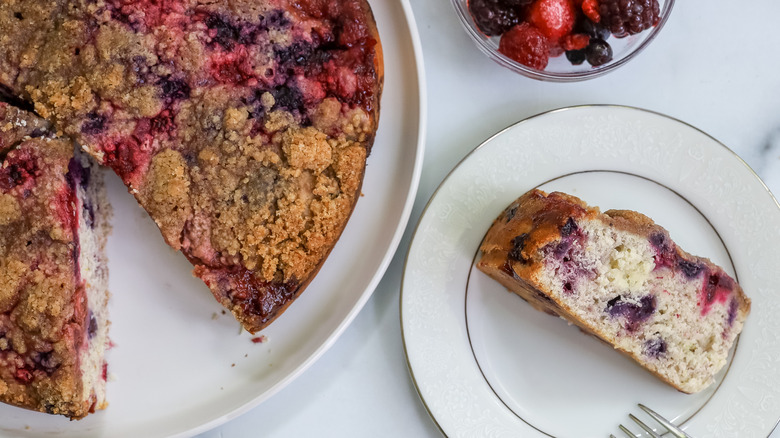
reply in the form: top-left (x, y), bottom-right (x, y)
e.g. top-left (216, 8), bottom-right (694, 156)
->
top-left (477, 190), bottom-right (750, 393)
top-left (0, 102), bottom-right (111, 418)
top-left (0, 0), bottom-right (383, 333)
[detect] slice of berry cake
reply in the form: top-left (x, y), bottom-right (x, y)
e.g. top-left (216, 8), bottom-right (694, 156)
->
top-left (0, 102), bottom-right (111, 418)
top-left (0, 0), bottom-right (382, 333)
top-left (477, 190), bottom-right (750, 393)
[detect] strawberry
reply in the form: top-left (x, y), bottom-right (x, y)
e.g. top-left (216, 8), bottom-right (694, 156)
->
top-left (498, 23), bottom-right (549, 70)
top-left (526, 0), bottom-right (577, 42)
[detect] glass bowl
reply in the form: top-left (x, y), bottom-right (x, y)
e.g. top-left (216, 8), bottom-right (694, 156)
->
top-left (452, 0), bottom-right (675, 82)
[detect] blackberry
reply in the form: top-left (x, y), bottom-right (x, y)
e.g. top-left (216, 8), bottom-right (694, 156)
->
top-left (598, 0), bottom-right (660, 38)
top-left (468, 0), bottom-right (522, 37)
top-left (585, 38), bottom-right (612, 66)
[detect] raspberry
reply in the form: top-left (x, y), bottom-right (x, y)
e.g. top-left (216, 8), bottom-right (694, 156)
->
top-left (527, 0), bottom-right (577, 42)
top-left (14, 367), bottom-right (33, 384)
top-left (581, 0), bottom-right (600, 22)
top-left (498, 23), bottom-right (549, 70)
top-left (548, 42), bottom-right (564, 57)
top-left (561, 33), bottom-right (590, 51)
top-left (0, 149), bottom-right (39, 191)
top-left (598, 0), bottom-right (660, 37)
top-left (468, 0), bottom-right (522, 36)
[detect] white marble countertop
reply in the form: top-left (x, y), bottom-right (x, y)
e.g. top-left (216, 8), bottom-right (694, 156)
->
top-left (199, 0), bottom-right (780, 436)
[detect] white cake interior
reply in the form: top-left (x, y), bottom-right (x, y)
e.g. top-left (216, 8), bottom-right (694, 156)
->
top-left (72, 148), bottom-right (111, 410)
top-left (534, 218), bottom-right (744, 393)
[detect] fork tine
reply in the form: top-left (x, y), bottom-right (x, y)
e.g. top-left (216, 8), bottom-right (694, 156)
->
top-left (638, 404), bottom-right (694, 438)
top-left (629, 413), bottom-right (663, 438)
top-left (618, 424), bottom-right (640, 438)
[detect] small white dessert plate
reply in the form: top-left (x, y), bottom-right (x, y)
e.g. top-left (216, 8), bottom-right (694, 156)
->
top-left (401, 105), bottom-right (780, 437)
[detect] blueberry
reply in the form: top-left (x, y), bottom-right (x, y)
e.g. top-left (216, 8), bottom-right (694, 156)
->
top-left (81, 112), bottom-right (106, 135)
top-left (607, 295), bottom-right (656, 331)
top-left (205, 14), bottom-right (241, 49)
top-left (649, 232), bottom-right (668, 250)
top-left (586, 39), bottom-right (613, 66)
top-left (32, 350), bottom-right (59, 374)
top-left (577, 19), bottom-right (611, 40)
top-left (643, 337), bottom-right (667, 358)
top-left (159, 77), bottom-right (191, 101)
top-left (508, 233), bottom-right (529, 261)
top-left (131, 55), bottom-right (153, 84)
top-left (88, 311), bottom-right (98, 339)
top-left (565, 49), bottom-right (587, 65)
top-left (727, 299), bottom-right (738, 326)
top-left (271, 85), bottom-right (304, 113)
top-left (504, 205), bottom-right (517, 222)
top-left (84, 202), bottom-right (95, 228)
top-left (552, 239), bottom-right (573, 259)
top-left (277, 41), bottom-right (314, 66)
top-left (66, 157), bottom-right (90, 194)
top-left (560, 217), bottom-right (578, 236)
top-left (28, 128), bottom-right (47, 138)
top-left (261, 10), bottom-right (290, 28)
top-left (676, 256), bottom-right (703, 279)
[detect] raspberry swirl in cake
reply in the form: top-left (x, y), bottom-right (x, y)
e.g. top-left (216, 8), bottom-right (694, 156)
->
top-left (0, 0), bottom-right (383, 333)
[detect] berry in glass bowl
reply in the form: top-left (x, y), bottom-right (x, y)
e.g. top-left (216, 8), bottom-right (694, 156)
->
top-left (454, 0), bottom-right (674, 81)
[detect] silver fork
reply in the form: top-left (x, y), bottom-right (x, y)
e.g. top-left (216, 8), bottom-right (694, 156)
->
top-left (610, 404), bottom-right (694, 438)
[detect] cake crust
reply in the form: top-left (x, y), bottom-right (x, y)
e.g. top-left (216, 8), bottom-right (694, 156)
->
top-left (478, 189), bottom-right (751, 393)
top-left (0, 0), bottom-right (383, 333)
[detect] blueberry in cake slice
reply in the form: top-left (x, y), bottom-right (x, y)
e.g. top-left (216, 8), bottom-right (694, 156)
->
top-left (0, 0), bottom-right (382, 333)
top-left (477, 190), bottom-right (750, 393)
top-left (0, 102), bottom-right (111, 418)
